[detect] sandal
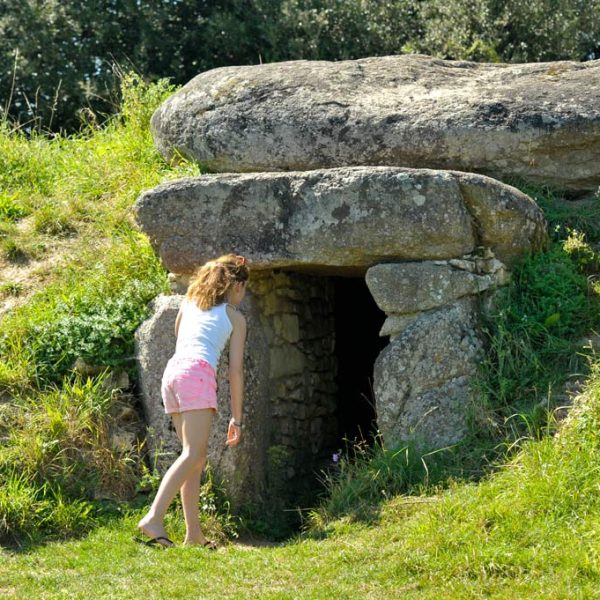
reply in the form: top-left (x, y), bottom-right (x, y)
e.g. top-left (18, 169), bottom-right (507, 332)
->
top-left (133, 535), bottom-right (176, 548)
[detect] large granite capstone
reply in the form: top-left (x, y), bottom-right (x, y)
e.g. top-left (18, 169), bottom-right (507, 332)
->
top-left (151, 54), bottom-right (600, 193)
top-left (134, 166), bottom-right (547, 276)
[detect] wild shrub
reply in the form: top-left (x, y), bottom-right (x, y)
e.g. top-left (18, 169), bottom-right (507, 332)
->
top-left (477, 240), bottom-right (594, 425)
top-left (0, 192), bottom-right (30, 222)
top-left (0, 235), bottom-right (168, 387)
top-left (0, 74), bottom-right (196, 545)
top-left (0, 372), bottom-right (141, 545)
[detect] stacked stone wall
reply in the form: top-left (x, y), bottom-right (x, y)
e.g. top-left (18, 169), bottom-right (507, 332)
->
top-left (249, 270), bottom-right (338, 483)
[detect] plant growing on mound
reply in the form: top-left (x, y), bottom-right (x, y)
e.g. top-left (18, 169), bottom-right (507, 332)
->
top-left (0, 73), bottom-right (201, 546)
top-left (0, 192), bottom-right (30, 222)
top-left (474, 231), bottom-right (599, 445)
top-left (0, 372), bottom-right (142, 545)
top-left (503, 176), bottom-right (600, 244)
top-left (0, 234), bottom-right (169, 387)
top-left (562, 229), bottom-right (600, 274)
top-left (303, 435), bottom-right (445, 535)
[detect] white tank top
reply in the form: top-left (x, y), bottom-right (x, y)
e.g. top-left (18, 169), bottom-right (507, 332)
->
top-left (174, 299), bottom-right (234, 370)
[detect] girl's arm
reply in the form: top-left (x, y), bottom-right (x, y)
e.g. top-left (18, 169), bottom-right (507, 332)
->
top-left (226, 308), bottom-right (247, 447)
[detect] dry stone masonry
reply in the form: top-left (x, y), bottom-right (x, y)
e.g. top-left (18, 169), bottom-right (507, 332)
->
top-left (243, 271), bottom-right (338, 485)
top-left (134, 54), bottom-right (552, 507)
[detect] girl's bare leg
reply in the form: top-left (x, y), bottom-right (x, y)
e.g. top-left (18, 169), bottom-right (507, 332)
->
top-left (137, 409), bottom-right (213, 543)
top-left (171, 413), bottom-right (210, 544)
top-left (180, 464), bottom-right (206, 544)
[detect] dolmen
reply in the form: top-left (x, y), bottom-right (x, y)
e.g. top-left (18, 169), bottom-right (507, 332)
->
top-left (132, 53), bottom-right (600, 508)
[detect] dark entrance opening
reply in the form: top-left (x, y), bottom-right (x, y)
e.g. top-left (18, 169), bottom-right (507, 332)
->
top-left (332, 276), bottom-right (388, 449)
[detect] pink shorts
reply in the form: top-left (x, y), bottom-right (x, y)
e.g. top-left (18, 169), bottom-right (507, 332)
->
top-left (161, 356), bottom-right (218, 415)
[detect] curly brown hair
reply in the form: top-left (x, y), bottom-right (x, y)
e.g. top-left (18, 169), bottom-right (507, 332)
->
top-left (186, 254), bottom-right (249, 310)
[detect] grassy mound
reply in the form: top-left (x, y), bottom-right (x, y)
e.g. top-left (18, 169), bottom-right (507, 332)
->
top-left (0, 74), bottom-right (204, 545)
top-left (0, 369), bottom-right (598, 596)
top-left (0, 73), bottom-right (599, 598)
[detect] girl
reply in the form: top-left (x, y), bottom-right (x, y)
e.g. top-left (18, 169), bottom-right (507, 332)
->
top-left (135, 254), bottom-right (249, 549)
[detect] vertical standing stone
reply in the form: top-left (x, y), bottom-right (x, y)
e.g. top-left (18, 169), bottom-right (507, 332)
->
top-left (373, 297), bottom-right (483, 449)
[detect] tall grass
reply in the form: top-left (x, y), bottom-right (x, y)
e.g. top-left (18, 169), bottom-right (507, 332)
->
top-left (0, 72), bottom-right (199, 264)
top-left (377, 362), bottom-right (600, 586)
top-left (0, 373), bottom-right (138, 545)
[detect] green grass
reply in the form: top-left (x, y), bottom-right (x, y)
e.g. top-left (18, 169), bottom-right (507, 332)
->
top-left (474, 238), bottom-right (596, 429)
top-left (1, 370), bottom-right (599, 597)
top-left (504, 177), bottom-right (600, 245)
top-left (0, 73), bottom-right (204, 544)
top-left (0, 72), bottom-right (201, 393)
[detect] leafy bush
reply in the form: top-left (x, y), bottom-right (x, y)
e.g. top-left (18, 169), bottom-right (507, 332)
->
top-left (2, 0), bottom-right (598, 132)
top-left (0, 236), bottom-right (169, 386)
top-left (506, 243), bottom-right (590, 339)
top-left (562, 229), bottom-right (600, 274)
top-left (0, 192), bottom-right (30, 222)
top-left (474, 240), bottom-right (594, 437)
top-left (410, 0), bottom-right (600, 62)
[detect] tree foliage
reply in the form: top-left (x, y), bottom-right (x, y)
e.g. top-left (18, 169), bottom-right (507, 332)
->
top-left (0, 0), bottom-right (598, 132)
top-left (412, 0), bottom-right (600, 63)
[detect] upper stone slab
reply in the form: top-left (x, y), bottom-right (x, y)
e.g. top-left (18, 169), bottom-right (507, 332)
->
top-left (134, 166), bottom-right (546, 276)
top-left (151, 54), bottom-right (600, 193)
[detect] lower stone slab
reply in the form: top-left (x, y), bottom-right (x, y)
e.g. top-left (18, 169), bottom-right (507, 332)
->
top-left (134, 166), bottom-right (546, 276)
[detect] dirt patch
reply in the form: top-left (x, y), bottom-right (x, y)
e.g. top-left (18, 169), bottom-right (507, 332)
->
top-left (0, 218), bottom-right (82, 317)
top-left (230, 532), bottom-right (283, 550)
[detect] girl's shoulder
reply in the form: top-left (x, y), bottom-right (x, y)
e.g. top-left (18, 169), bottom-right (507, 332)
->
top-left (226, 303), bottom-right (246, 328)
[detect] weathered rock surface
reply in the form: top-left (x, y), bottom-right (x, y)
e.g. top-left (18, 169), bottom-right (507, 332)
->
top-left (134, 166), bottom-right (546, 276)
top-left (373, 297), bottom-right (483, 448)
top-left (370, 251), bottom-right (510, 339)
top-left (151, 54), bottom-right (600, 192)
top-left (134, 295), bottom-right (181, 472)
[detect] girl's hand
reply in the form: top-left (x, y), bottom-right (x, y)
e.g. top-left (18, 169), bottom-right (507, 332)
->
top-left (226, 419), bottom-right (242, 447)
